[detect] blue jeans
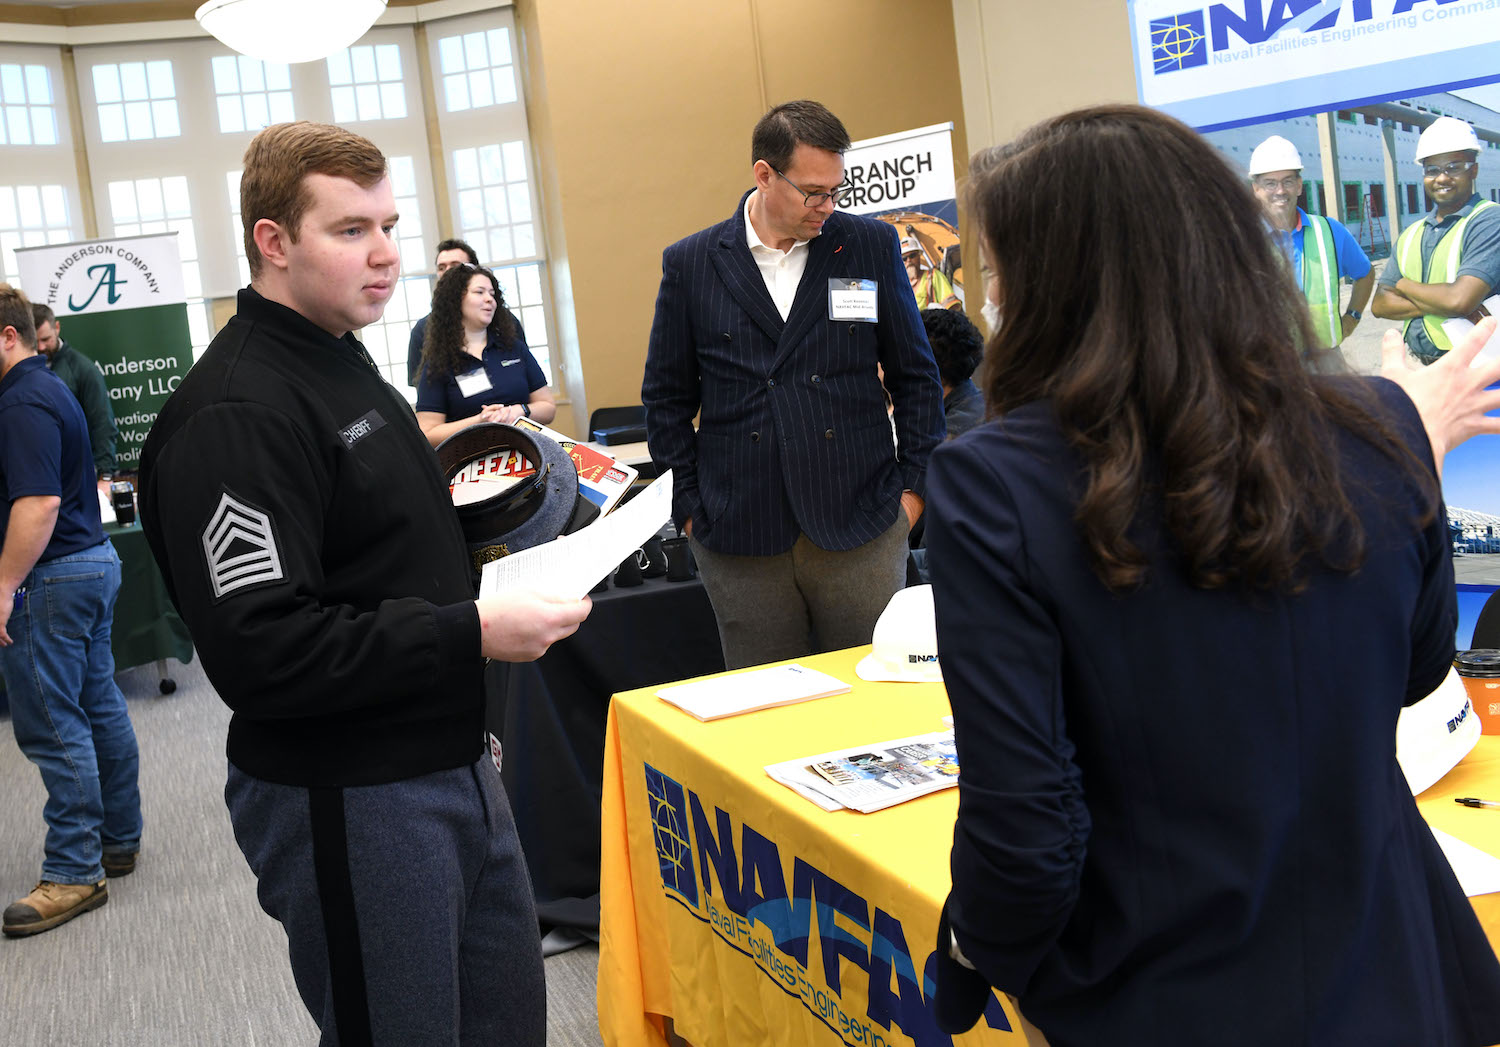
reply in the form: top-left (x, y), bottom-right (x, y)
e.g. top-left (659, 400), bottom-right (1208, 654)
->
top-left (1, 541), bottom-right (141, 885)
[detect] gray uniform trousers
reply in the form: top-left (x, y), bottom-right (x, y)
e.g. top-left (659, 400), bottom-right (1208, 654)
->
top-left (225, 756), bottom-right (544, 1046)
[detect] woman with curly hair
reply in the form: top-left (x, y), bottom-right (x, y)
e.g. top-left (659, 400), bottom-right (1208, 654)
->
top-left (928, 104), bottom-right (1500, 1046)
top-left (415, 264), bottom-right (555, 446)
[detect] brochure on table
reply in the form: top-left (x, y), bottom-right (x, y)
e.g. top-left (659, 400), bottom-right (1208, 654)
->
top-left (766, 730), bottom-right (960, 814)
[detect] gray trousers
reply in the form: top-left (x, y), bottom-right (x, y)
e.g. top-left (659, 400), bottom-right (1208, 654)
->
top-left (225, 757), bottom-right (544, 1047)
top-left (690, 515), bottom-right (909, 670)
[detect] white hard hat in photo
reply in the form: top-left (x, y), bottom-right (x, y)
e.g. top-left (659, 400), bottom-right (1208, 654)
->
top-left (1248, 135), bottom-right (1303, 177)
top-left (1415, 116), bottom-right (1482, 162)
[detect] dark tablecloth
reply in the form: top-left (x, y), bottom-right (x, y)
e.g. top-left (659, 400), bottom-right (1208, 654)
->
top-left (487, 573), bottom-right (723, 930)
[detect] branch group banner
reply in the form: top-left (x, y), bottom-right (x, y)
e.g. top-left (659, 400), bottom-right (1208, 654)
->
top-left (1130, 0), bottom-right (1500, 133)
top-left (836, 123), bottom-right (965, 307)
top-left (14, 233), bottom-right (193, 473)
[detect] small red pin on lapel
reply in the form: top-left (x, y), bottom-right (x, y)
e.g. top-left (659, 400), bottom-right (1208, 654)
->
top-left (834, 246), bottom-right (843, 253)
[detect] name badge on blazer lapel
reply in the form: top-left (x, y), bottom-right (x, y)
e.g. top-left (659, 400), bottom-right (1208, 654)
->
top-left (829, 278), bottom-right (878, 323)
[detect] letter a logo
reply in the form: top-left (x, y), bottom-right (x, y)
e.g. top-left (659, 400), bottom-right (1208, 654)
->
top-left (68, 263), bottom-right (127, 311)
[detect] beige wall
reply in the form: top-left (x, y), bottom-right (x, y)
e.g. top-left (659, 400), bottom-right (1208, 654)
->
top-left (950, 0), bottom-right (1136, 151)
top-left (516, 0), bottom-right (968, 437)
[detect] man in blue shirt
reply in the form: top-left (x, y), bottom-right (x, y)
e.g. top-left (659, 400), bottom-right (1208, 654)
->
top-left (0, 283), bottom-right (141, 938)
top-left (1249, 135), bottom-right (1372, 349)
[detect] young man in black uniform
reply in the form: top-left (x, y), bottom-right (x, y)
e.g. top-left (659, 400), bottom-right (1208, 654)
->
top-left (139, 122), bottom-right (589, 1044)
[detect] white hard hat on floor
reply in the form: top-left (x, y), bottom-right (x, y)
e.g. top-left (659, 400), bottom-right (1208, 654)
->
top-left (1415, 116), bottom-right (1482, 161)
top-left (1248, 135), bottom-right (1303, 177)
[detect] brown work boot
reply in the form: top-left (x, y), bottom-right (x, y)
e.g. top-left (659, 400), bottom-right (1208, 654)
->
top-left (102, 851), bottom-right (137, 878)
top-left (2, 880), bottom-right (108, 938)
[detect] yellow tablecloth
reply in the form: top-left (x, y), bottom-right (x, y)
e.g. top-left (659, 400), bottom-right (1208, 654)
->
top-left (597, 648), bottom-right (1500, 1047)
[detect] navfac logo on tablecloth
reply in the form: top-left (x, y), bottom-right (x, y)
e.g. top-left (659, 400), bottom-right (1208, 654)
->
top-left (646, 764), bottom-right (698, 906)
top-left (1151, 11), bottom-right (1208, 72)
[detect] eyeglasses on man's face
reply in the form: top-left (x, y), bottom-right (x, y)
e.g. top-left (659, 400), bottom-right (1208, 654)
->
top-left (772, 166), bottom-right (855, 208)
top-left (1422, 160), bottom-right (1476, 179)
top-left (1253, 176), bottom-right (1301, 193)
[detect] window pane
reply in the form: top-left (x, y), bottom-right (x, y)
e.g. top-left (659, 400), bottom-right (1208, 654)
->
top-left (439, 36), bottom-right (464, 75)
top-left (212, 55), bottom-right (239, 93)
top-left (488, 29), bottom-right (512, 66)
top-left (172, 219), bottom-right (198, 260)
top-left (444, 74), bottom-right (470, 112)
top-left (16, 185), bottom-right (42, 225)
top-left (327, 50), bottom-right (353, 86)
top-left (218, 95), bottom-right (244, 134)
top-left (239, 56), bottom-right (265, 93)
top-left (478, 144), bottom-right (503, 184)
top-left (351, 46), bottom-right (377, 83)
top-left (356, 83), bottom-right (381, 121)
top-left (0, 189), bottom-right (15, 230)
top-left (375, 44), bottom-right (401, 81)
top-left (517, 263), bottom-right (542, 304)
top-left (488, 227), bottom-right (512, 262)
top-left (507, 183), bottom-right (532, 223)
top-left (31, 107), bottom-right (57, 146)
top-left (120, 62), bottom-right (148, 101)
top-left (463, 32), bottom-right (486, 70)
top-left (398, 239), bottom-right (425, 277)
top-left (7, 107), bottom-right (31, 146)
top-left (163, 176), bottom-right (190, 214)
top-left (138, 179), bottom-right (165, 221)
top-left (40, 185), bottom-right (66, 225)
top-left (93, 66), bottom-right (121, 104)
top-left (521, 305), bottom-right (545, 341)
top-left (483, 186), bottom-right (508, 225)
top-left (458, 188), bottom-right (484, 231)
top-left (468, 70), bottom-right (493, 109)
top-left (146, 61), bottom-right (174, 98)
top-left (502, 141), bottom-right (526, 183)
top-left (380, 82), bottom-right (405, 119)
top-left (453, 148), bottom-right (479, 190)
top-left (243, 93), bottom-right (269, 130)
top-left (152, 100), bottom-right (180, 138)
top-left (98, 104), bottom-right (126, 142)
top-left (108, 181), bottom-right (137, 222)
top-left (269, 92), bottom-right (295, 124)
top-left (493, 267), bottom-right (519, 306)
top-left (1, 66), bottom-right (25, 103)
top-left (331, 86), bottom-right (357, 123)
top-left (389, 156), bottom-right (415, 196)
top-left (124, 100), bottom-right (154, 139)
top-left (493, 68), bottom-right (516, 106)
top-left (265, 63), bottom-right (291, 91)
top-left (512, 223), bottom-right (535, 258)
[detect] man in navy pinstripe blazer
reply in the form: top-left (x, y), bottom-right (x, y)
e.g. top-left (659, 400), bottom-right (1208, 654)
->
top-left (642, 100), bottom-right (944, 670)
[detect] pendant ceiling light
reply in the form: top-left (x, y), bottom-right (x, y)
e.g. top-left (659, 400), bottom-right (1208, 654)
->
top-left (196, 0), bottom-right (388, 65)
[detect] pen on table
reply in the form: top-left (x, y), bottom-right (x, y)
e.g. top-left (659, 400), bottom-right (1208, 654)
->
top-left (1454, 797), bottom-right (1500, 810)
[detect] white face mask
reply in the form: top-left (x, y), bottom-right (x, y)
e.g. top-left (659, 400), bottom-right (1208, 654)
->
top-left (981, 299), bottom-right (1002, 334)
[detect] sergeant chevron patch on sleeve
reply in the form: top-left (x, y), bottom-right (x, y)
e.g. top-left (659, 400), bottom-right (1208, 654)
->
top-left (202, 490), bottom-right (285, 601)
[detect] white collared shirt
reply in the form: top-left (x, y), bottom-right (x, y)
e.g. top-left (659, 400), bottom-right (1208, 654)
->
top-left (745, 192), bottom-right (811, 321)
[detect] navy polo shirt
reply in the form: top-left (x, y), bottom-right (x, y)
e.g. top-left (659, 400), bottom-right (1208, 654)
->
top-left (0, 354), bottom-right (105, 563)
top-left (413, 314), bottom-right (547, 421)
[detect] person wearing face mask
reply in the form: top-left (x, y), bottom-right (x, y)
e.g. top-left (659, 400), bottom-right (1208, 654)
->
top-left (1373, 116), bottom-right (1500, 365)
top-left (415, 263), bottom-right (556, 447)
top-left (1248, 135), bottom-right (1372, 350)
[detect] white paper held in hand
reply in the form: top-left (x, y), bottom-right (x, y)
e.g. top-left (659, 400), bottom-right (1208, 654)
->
top-left (479, 470), bottom-right (673, 599)
top-left (1439, 295), bottom-right (1500, 367)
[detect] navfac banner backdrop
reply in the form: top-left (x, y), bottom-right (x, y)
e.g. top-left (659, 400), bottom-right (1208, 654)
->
top-left (1130, 0), bottom-right (1500, 132)
top-left (14, 233), bottom-right (193, 473)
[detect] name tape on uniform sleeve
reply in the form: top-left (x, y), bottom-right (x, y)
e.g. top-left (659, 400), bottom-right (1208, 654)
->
top-left (202, 490), bottom-right (285, 600)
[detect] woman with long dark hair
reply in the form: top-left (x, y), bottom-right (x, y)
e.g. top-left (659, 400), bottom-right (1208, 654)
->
top-left (415, 264), bottom-right (555, 447)
top-left (928, 105), bottom-right (1500, 1046)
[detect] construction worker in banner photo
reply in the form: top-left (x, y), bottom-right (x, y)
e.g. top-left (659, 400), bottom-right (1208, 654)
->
top-left (1373, 116), bottom-right (1500, 365)
top-left (1248, 135), bottom-right (1372, 350)
top-left (903, 236), bottom-right (960, 310)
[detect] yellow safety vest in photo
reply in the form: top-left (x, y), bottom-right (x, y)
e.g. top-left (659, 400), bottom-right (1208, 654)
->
top-left (1396, 200), bottom-right (1498, 352)
top-left (1300, 215), bottom-right (1341, 348)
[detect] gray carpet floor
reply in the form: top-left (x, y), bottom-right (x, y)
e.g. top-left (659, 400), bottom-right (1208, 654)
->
top-left (0, 657), bottom-right (605, 1046)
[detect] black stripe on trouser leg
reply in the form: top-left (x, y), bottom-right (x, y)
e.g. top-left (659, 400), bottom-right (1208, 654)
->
top-left (309, 786), bottom-right (374, 1046)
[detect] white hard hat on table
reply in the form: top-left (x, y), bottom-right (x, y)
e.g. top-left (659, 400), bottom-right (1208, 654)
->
top-left (1248, 135), bottom-right (1303, 177)
top-left (1415, 116), bottom-right (1482, 161)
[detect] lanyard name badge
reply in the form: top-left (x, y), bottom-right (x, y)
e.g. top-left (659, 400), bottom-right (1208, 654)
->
top-left (829, 278), bottom-right (878, 323)
top-left (456, 366), bottom-right (493, 398)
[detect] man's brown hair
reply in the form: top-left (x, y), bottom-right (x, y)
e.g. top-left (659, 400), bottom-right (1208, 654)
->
top-left (239, 121), bottom-right (388, 279)
top-left (0, 283), bottom-right (36, 350)
top-left (31, 301), bottom-right (56, 328)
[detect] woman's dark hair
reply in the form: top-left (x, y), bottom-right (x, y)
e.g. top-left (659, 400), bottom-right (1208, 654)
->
top-left (421, 265), bottom-right (517, 381)
top-left (752, 99), bottom-right (852, 172)
top-left (922, 307), bottom-right (985, 388)
top-left (968, 104), bottom-right (1435, 593)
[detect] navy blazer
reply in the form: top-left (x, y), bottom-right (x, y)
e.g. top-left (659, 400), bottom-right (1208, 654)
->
top-left (641, 191), bottom-right (944, 556)
top-left (926, 380), bottom-right (1500, 1046)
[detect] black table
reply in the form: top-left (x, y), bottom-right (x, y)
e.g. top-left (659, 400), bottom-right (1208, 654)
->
top-left (486, 572), bottom-right (723, 931)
